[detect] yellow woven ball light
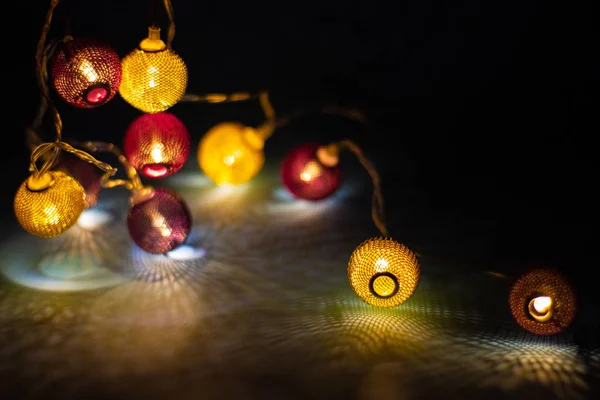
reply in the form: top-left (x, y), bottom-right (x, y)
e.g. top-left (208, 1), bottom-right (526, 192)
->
top-left (348, 237), bottom-right (420, 308)
top-left (14, 171), bottom-right (87, 238)
top-left (197, 122), bottom-right (265, 185)
top-left (119, 26), bottom-right (187, 113)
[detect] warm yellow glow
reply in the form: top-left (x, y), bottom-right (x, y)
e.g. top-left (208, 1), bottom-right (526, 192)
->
top-left (197, 122), bottom-right (265, 185)
top-left (348, 238), bottom-right (420, 308)
top-left (78, 59), bottom-right (99, 83)
top-left (299, 160), bottom-right (322, 182)
top-left (533, 296), bottom-right (552, 314)
top-left (14, 171), bottom-right (87, 238)
top-left (151, 214), bottom-right (172, 238)
top-left (150, 143), bottom-right (165, 163)
top-left (374, 258), bottom-right (388, 272)
top-left (528, 296), bottom-right (554, 322)
top-left (119, 46), bottom-right (187, 113)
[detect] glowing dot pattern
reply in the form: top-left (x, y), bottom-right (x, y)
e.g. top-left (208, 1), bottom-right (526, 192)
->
top-left (127, 188), bottom-right (191, 254)
top-left (509, 268), bottom-right (576, 335)
top-left (280, 142), bottom-right (341, 201)
top-left (14, 171), bottom-right (87, 238)
top-left (123, 112), bottom-right (190, 179)
top-left (348, 237), bottom-right (420, 308)
top-left (50, 38), bottom-right (122, 108)
top-left (119, 48), bottom-right (187, 113)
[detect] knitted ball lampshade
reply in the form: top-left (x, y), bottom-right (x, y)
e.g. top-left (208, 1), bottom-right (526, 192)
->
top-left (14, 171), bottom-right (87, 238)
top-left (348, 237), bottom-right (420, 308)
top-left (127, 188), bottom-right (191, 254)
top-left (281, 142), bottom-right (341, 201)
top-left (123, 112), bottom-right (190, 179)
top-left (509, 268), bottom-right (577, 335)
top-left (50, 37), bottom-right (122, 108)
top-left (119, 27), bottom-right (187, 113)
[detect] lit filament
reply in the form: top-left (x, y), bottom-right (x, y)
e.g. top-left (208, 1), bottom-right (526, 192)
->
top-left (528, 296), bottom-right (553, 322)
top-left (150, 143), bottom-right (165, 163)
top-left (152, 214), bottom-right (172, 237)
top-left (147, 66), bottom-right (159, 88)
top-left (78, 59), bottom-right (99, 82)
top-left (374, 258), bottom-right (389, 272)
top-left (43, 204), bottom-right (60, 225)
top-left (300, 160), bottom-right (322, 182)
top-left (223, 150), bottom-right (242, 166)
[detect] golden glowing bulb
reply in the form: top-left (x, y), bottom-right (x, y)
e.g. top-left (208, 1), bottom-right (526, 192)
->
top-left (299, 160), bottom-right (322, 182)
top-left (77, 58), bottom-right (99, 82)
top-left (119, 27), bottom-right (187, 113)
top-left (528, 296), bottom-right (553, 322)
top-left (150, 143), bottom-right (165, 163)
top-left (151, 214), bottom-right (172, 238)
top-left (14, 171), bottom-right (87, 238)
top-left (348, 237), bottom-right (420, 308)
top-left (197, 122), bottom-right (265, 185)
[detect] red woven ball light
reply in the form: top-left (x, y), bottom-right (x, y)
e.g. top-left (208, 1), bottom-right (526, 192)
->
top-left (50, 38), bottom-right (122, 108)
top-left (127, 188), bottom-right (191, 254)
top-left (123, 112), bottom-right (190, 179)
top-left (281, 143), bottom-right (342, 200)
top-left (55, 154), bottom-right (102, 208)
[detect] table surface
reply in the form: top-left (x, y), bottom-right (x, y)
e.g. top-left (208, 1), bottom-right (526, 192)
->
top-left (1, 162), bottom-right (598, 400)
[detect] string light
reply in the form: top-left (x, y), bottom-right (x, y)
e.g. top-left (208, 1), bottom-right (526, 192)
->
top-left (50, 37), bottom-right (122, 108)
top-left (509, 268), bottom-right (576, 335)
top-left (14, 170), bottom-right (87, 238)
top-left (280, 142), bottom-right (342, 200)
top-left (348, 238), bottom-right (420, 308)
top-left (196, 91), bottom-right (275, 185)
top-left (17, 0), bottom-right (191, 257)
top-left (20, 0), bottom-right (585, 326)
top-left (127, 187), bottom-right (191, 254)
top-left (276, 111), bottom-right (420, 307)
top-left (123, 112), bottom-right (190, 178)
top-left (119, 26), bottom-right (187, 113)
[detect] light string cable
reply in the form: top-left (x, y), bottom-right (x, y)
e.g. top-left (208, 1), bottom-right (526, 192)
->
top-left (29, 0), bottom-right (145, 194)
top-left (162, 0), bottom-right (176, 49)
top-left (182, 89), bottom-right (277, 140)
top-left (326, 140), bottom-right (387, 237)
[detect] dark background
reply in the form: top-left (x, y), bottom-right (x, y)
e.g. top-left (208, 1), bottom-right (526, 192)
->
top-left (2, 0), bottom-right (597, 395)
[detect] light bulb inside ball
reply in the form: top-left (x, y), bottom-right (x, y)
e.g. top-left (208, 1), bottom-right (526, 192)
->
top-left (14, 171), bottom-right (87, 238)
top-left (50, 37), bottom-right (121, 108)
top-left (119, 27), bottom-right (187, 113)
top-left (528, 296), bottom-right (553, 322)
top-left (124, 112), bottom-right (190, 179)
top-left (127, 188), bottom-right (191, 254)
top-left (348, 237), bottom-right (420, 308)
top-left (197, 122), bottom-right (265, 185)
top-left (281, 143), bottom-right (341, 201)
top-left (509, 269), bottom-right (576, 335)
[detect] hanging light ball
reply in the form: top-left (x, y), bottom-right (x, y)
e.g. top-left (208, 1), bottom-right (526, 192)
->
top-left (119, 27), bottom-right (187, 113)
top-left (14, 171), bottom-right (87, 238)
top-left (50, 37), bottom-right (122, 108)
top-left (281, 142), bottom-right (342, 200)
top-left (127, 188), bottom-right (191, 254)
top-left (55, 154), bottom-right (102, 208)
top-left (123, 112), bottom-right (190, 179)
top-left (509, 268), bottom-right (576, 335)
top-left (197, 122), bottom-right (265, 185)
top-left (348, 237), bottom-right (420, 308)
